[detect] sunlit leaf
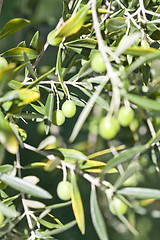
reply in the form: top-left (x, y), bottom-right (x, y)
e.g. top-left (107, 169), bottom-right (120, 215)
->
top-left (0, 63), bottom-right (16, 96)
top-left (102, 145), bottom-right (147, 174)
top-left (0, 165), bottom-right (13, 174)
top-left (1, 47), bottom-right (38, 61)
top-left (88, 145), bottom-right (126, 159)
top-left (55, 5), bottom-right (90, 38)
top-left (44, 91), bottom-right (54, 134)
top-left (117, 187), bottom-right (160, 199)
top-left (65, 38), bottom-right (97, 49)
top-left (105, 17), bottom-right (126, 33)
top-left (39, 213), bottom-right (62, 229)
top-left (23, 52), bottom-right (37, 79)
top-left (90, 185), bottom-right (109, 240)
top-left (23, 199), bottom-right (45, 209)
top-left (30, 31), bottom-right (40, 51)
top-left (47, 148), bottom-right (88, 164)
top-left (0, 200), bottom-right (19, 218)
top-left (71, 171), bottom-right (85, 234)
top-left (42, 220), bottom-right (76, 237)
top-left (56, 47), bottom-right (67, 95)
top-left (0, 18), bottom-right (30, 40)
top-left (126, 93), bottom-right (160, 111)
top-left (124, 46), bottom-right (160, 56)
top-left (0, 174), bottom-right (52, 199)
top-left (0, 110), bottom-right (18, 154)
top-left (80, 160), bottom-right (106, 173)
top-left (114, 162), bottom-right (141, 189)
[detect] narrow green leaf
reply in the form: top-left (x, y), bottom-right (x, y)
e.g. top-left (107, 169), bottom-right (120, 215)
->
top-left (17, 40), bottom-right (26, 47)
top-left (44, 91), bottom-right (54, 134)
top-left (69, 76), bottom-right (109, 142)
top-left (114, 162), bottom-right (141, 189)
top-left (102, 145), bottom-right (147, 174)
top-left (23, 199), bottom-right (46, 209)
top-left (71, 171), bottom-right (85, 234)
top-left (66, 38), bottom-right (97, 49)
top-left (80, 160), bottom-right (106, 173)
top-left (23, 52), bottom-right (37, 79)
top-left (56, 48), bottom-right (67, 95)
top-left (8, 80), bottom-right (24, 90)
top-left (0, 110), bottom-right (18, 154)
top-left (0, 63), bottom-right (16, 96)
top-left (115, 32), bottom-right (141, 56)
top-left (30, 31), bottom-right (39, 51)
top-left (126, 93), bottom-right (160, 111)
top-left (0, 145), bottom-right (5, 165)
top-left (0, 200), bottom-right (19, 218)
top-left (27, 66), bottom-right (55, 89)
top-left (0, 165), bottom-right (13, 174)
top-left (46, 201), bottom-right (72, 210)
top-left (39, 213), bottom-right (62, 229)
top-left (30, 100), bottom-right (45, 115)
top-left (105, 17), bottom-right (126, 33)
top-left (117, 187), bottom-right (160, 199)
top-left (55, 5), bottom-right (90, 38)
top-left (90, 186), bottom-right (109, 240)
top-left (1, 47), bottom-right (38, 61)
top-left (47, 148), bottom-right (88, 164)
top-left (42, 220), bottom-right (76, 236)
top-left (124, 46), bottom-right (160, 56)
top-left (0, 174), bottom-right (52, 199)
top-left (126, 51), bottom-right (160, 75)
top-left (0, 18), bottom-right (30, 40)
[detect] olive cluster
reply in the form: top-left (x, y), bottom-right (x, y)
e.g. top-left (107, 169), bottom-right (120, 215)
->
top-left (99, 106), bottom-right (134, 140)
top-left (52, 100), bottom-right (76, 126)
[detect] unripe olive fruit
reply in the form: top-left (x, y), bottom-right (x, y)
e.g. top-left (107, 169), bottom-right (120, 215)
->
top-left (118, 106), bottom-right (134, 127)
top-left (110, 197), bottom-right (128, 215)
top-left (47, 29), bottom-right (62, 46)
top-left (52, 109), bottom-right (65, 126)
top-left (91, 52), bottom-right (106, 73)
top-left (62, 100), bottom-right (76, 118)
top-left (0, 211), bottom-right (4, 226)
top-left (0, 57), bottom-right (8, 72)
top-left (57, 181), bottom-right (72, 201)
top-left (99, 116), bottom-right (120, 139)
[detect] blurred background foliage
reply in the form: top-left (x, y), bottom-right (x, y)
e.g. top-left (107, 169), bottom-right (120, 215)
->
top-left (1, 0), bottom-right (160, 239)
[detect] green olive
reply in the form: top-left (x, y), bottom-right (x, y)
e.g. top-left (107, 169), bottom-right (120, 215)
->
top-left (110, 197), bottom-right (128, 215)
top-left (62, 100), bottom-right (76, 118)
top-left (91, 52), bottom-right (106, 73)
top-left (118, 106), bottom-right (134, 127)
top-left (52, 109), bottom-right (65, 126)
top-left (57, 181), bottom-right (72, 201)
top-left (99, 116), bottom-right (120, 139)
top-left (47, 29), bottom-right (62, 46)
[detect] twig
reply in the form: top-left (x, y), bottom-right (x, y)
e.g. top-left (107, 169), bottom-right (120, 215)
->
top-left (16, 152), bottom-right (36, 240)
top-left (139, 0), bottom-right (147, 22)
top-left (23, 143), bottom-right (113, 191)
top-left (0, 0), bottom-right (3, 15)
top-left (146, 115), bottom-right (160, 151)
top-left (32, 41), bottom-right (49, 69)
top-left (91, 0), bottom-right (122, 116)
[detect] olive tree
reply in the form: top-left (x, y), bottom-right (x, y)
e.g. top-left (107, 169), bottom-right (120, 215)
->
top-left (0, 0), bottom-right (160, 239)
